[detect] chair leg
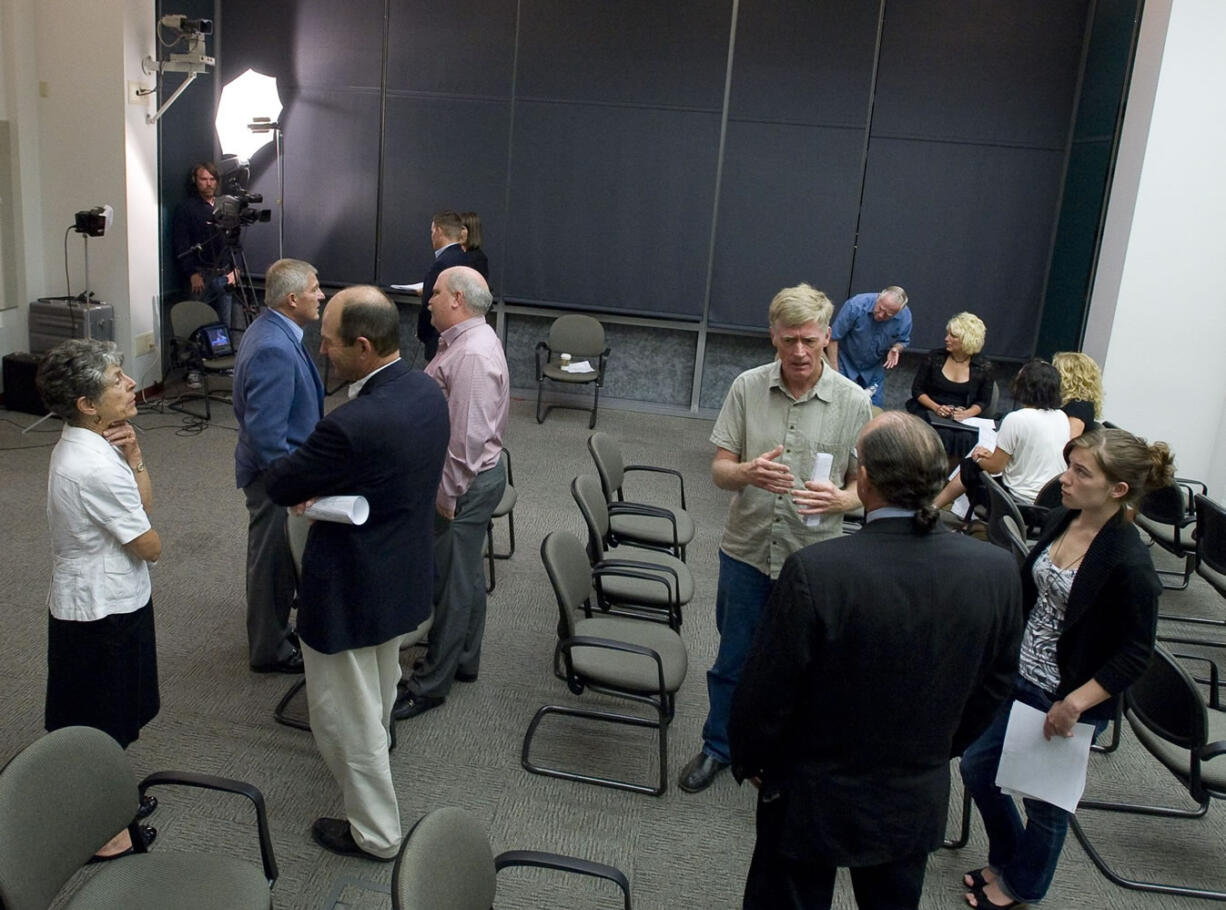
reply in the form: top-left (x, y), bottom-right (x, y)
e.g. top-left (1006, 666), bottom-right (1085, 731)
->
top-left (1069, 811), bottom-right (1226, 900)
top-left (1091, 700), bottom-right (1124, 754)
top-left (589, 384), bottom-right (600, 429)
top-left (273, 678), bottom-right (311, 731)
top-left (522, 703), bottom-right (668, 796)
top-left (942, 784), bottom-right (973, 849)
top-left (485, 521), bottom-right (496, 594)
top-left (537, 380), bottom-right (547, 424)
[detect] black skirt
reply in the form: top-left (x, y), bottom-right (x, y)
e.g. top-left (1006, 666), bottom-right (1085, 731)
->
top-left (46, 599), bottom-right (160, 749)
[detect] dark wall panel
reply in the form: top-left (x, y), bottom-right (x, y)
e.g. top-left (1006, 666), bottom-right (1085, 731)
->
top-left (504, 103), bottom-right (720, 317)
top-left (727, 0), bottom-right (880, 125)
top-left (708, 123), bottom-right (864, 328)
top-left (851, 138), bottom-right (1065, 358)
top-left (515, 0), bottom-right (730, 109)
top-left (871, 0), bottom-right (1088, 145)
top-left (385, 0), bottom-right (517, 96)
top-left (377, 97), bottom-right (511, 287)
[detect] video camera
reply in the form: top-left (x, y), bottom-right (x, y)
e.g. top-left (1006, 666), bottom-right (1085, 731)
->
top-left (210, 155), bottom-right (272, 232)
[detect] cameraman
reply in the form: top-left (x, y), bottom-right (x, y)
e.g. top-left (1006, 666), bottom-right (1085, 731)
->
top-left (172, 161), bottom-right (237, 334)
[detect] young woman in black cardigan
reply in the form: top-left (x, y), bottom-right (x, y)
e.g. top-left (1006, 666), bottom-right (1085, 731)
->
top-left (959, 427), bottom-right (1175, 909)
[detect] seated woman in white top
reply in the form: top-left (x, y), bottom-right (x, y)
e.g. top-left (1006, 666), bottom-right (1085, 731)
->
top-left (36, 338), bottom-right (162, 861)
top-left (934, 360), bottom-right (1070, 509)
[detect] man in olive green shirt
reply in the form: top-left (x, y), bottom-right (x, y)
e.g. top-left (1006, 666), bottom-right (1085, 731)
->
top-left (679, 283), bottom-right (872, 794)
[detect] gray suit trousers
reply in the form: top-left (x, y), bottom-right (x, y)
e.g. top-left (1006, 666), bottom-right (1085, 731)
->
top-left (410, 459), bottom-right (506, 698)
top-left (243, 475), bottom-right (297, 667)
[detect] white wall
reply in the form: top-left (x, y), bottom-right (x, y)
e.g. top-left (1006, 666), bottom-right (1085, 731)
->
top-left (0, 0), bottom-right (158, 389)
top-left (1087, 0), bottom-right (1226, 494)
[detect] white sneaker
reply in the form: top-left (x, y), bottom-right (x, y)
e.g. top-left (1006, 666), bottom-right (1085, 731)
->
top-left (186, 370), bottom-right (202, 389)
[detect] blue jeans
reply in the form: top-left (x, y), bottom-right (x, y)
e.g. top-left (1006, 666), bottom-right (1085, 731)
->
top-left (960, 677), bottom-right (1107, 903)
top-left (202, 274), bottom-right (233, 329)
top-left (701, 552), bottom-right (774, 764)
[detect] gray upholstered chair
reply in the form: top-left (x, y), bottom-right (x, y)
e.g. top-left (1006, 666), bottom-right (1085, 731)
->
top-left (169, 299), bottom-right (235, 421)
top-left (393, 806), bottom-right (630, 909)
top-left (485, 447), bottom-right (517, 594)
top-left (0, 726), bottom-right (277, 910)
top-left (535, 315), bottom-right (609, 428)
top-left (571, 474), bottom-right (692, 630)
top-left (523, 532), bottom-right (687, 796)
top-left (587, 432), bottom-right (694, 560)
top-left (1071, 644), bottom-right (1226, 899)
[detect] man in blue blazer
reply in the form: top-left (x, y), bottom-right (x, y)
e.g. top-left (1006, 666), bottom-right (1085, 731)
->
top-left (233, 258), bottom-right (326, 672)
top-left (265, 286), bottom-right (449, 861)
top-left (415, 211), bottom-right (468, 362)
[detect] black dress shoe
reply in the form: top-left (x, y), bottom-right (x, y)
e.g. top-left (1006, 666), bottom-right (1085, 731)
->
top-left (251, 646), bottom-right (305, 674)
top-left (136, 794), bottom-right (157, 819)
top-left (392, 691), bottom-right (444, 720)
top-left (678, 752), bottom-right (729, 793)
top-left (454, 668), bottom-right (479, 683)
top-left (311, 817), bottom-right (395, 862)
top-left (87, 824), bottom-right (156, 863)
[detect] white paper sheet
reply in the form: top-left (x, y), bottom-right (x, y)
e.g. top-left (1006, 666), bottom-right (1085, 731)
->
top-left (561, 360), bottom-right (596, 374)
top-left (299, 495), bottom-right (370, 526)
top-left (994, 701), bottom-right (1095, 814)
top-left (804, 451), bottom-right (834, 529)
top-left (957, 416), bottom-right (998, 450)
top-left (389, 282), bottom-right (423, 293)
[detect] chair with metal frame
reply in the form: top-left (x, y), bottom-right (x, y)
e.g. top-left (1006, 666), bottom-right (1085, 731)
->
top-left (523, 531), bottom-right (687, 796)
top-left (169, 300), bottom-right (235, 421)
top-left (393, 806), bottom-right (631, 910)
top-left (1070, 644), bottom-right (1226, 900)
top-left (1137, 478), bottom-right (1206, 591)
top-left (535, 315), bottom-right (610, 428)
top-left (484, 448), bottom-right (517, 594)
top-left (587, 432), bottom-right (694, 560)
top-left (571, 474), bottom-right (691, 629)
top-left (0, 725), bottom-right (278, 910)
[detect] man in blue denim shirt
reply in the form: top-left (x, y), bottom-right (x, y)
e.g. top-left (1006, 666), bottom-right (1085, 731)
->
top-left (828, 286), bottom-right (911, 407)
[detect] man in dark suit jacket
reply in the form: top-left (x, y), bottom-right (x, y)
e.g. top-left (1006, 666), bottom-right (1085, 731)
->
top-left (265, 286), bottom-right (449, 861)
top-left (415, 210), bottom-right (468, 361)
top-left (729, 412), bottom-right (1022, 910)
top-left (233, 258), bottom-right (326, 672)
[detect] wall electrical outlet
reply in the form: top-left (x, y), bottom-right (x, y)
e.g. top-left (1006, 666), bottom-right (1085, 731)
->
top-left (136, 331), bottom-right (156, 353)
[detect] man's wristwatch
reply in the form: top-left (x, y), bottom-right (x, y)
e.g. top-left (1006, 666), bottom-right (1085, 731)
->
top-left (133, 461), bottom-right (146, 473)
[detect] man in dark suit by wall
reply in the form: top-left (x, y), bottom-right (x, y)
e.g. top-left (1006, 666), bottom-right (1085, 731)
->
top-left (265, 286), bottom-right (449, 861)
top-left (729, 411), bottom-right (1022, 910)
top-left (415, 210), bottom-right (468, 362)
top-left (233, 258), bottom-right (326, 673)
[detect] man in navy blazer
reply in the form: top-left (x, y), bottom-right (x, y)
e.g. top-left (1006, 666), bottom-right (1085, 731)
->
top-left (730, 412), bottom-right (1021, 909)
top-left (233, 258), bottom-right (326, 672)
top-left (415, 210), bottom-right (468, 362)
top-left (265, 286), bottom-right (449, 861)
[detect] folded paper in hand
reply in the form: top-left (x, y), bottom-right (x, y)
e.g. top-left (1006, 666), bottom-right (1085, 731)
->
top-left (298, 495), bottom-right (370, 526)
top-left (994, 700), bottom-right (1094, 814)
top-left (561, 360), bottom-right (596, 374)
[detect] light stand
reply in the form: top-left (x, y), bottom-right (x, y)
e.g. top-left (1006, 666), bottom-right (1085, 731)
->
top-left (249, 117), bottom-right (285, 260)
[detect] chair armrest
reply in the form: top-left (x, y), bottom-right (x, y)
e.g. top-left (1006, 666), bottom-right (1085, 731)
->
top-left (607, 501), bottom-right (680, 550)
top-left (140, 770), bottom-right (279, 886)
top-left (593, 562), bottom-right (682, 628)
top-left (559, 634), bottom-right (668, 699)
top-left (623, 464), bottom-right (687, 509)
top-left (495, 849), bottom-right (631, 910)
top-left (1168, 651), bottom-right (1222, 709)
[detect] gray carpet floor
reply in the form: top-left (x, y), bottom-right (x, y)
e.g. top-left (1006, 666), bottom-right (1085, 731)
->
top-left (1, 385), bottom-right (1225, 909)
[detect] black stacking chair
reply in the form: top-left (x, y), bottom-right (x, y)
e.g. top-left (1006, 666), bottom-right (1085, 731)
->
top-left (535, 315), bottom-right (610, 428)
top-left (1138, 478), bottom-right (1206, 590)
top-left (587, 432), bottom-right (694, 560)
top-left (1071, 644), bottom-right (1226, 900)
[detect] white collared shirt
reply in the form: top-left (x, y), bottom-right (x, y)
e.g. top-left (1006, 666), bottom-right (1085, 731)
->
top-left (347, 357), bottom-right (401, 399)
top-left (46, 425), bottom-right (152, 621)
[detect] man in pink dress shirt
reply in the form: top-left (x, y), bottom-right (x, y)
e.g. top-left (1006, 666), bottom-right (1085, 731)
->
top-left (394, 266), bottom-right (509, 719)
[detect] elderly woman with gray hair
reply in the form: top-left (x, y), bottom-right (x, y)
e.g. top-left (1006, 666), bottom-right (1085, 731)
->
top-left (35, 338), bottom-right (161, 860)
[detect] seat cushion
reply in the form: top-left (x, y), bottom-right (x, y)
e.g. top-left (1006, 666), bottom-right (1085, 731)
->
top-left (597, 548), bottom-right (693, 606)
top-left (66, 852), bottom-right (270, 909)
top-left (492, 484), bottom-right (517, 519)
top-left (1128, 706), bottom-right (1226, 792)
top-left (571, 617), bottom-right (687, 693)
top-left (609, 508), bottom-right (695, 549)
top-left (542, 362), bottom-right (599, 383)
top-left (1135, 515), bottom-right (1195, 554)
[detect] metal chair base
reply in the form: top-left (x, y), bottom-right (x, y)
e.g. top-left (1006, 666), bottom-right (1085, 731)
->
top-left (485, 512), bottom-right (516, 593)
top-left (536, 381), bottom-right (600, 429)
top-left (942, 785), bottom-right (973, 849)
top-left (273, 678), bottom-right (310, 731)
top-left (522, 703), bottom-right (669, 796)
